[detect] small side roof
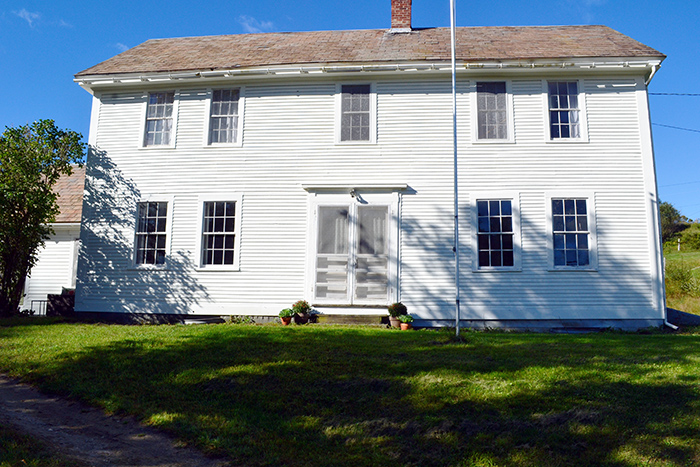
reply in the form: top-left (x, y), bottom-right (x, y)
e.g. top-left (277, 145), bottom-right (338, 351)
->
top-left (76, 25), bottom-right (664, 77)
top-left (53, 166), bottom-right (85, 224)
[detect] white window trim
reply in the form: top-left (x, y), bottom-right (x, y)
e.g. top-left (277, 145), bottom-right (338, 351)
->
top-left (306, 191), bottom-right (399, 305)
top-left (545, 191), bottom-right (598, 271)
top-left (470, 192), bottom-right (522, 272)
top-left (470, 80), bottom-right (515, 144)
top-left (131, 194), bottom-right (175, 269)
top-left (139, 91), bottom-right (179, 149)
top-left (335, 83), bottom-right (377, 145)
top-left (194, 193), bottom-right (243, 271)
top-left (202, 87), bottom-right (245, 148)
top-left (542, 79), bottom-right (589, 143)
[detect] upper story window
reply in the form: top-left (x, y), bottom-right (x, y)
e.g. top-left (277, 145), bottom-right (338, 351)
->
top-left (135, 201), bottom-right (169, 265)
top-left (548, 81), bottom-right (582, 140)
top-left (338, 84), bottom-right (375, 143)
top-left (144, 92), bottom-right (175, 146)
top-left (476, 82), bottom-right (509, 141)
top-left (209, 89), bottom-right (240, 145)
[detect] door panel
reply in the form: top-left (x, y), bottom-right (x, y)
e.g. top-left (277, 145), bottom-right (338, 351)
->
top-left (354, 206), bottom-right (389, 302)
top-left (315, 206), bottom-right (350, 301)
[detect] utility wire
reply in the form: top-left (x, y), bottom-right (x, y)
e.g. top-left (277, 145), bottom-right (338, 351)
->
top-left (649, 93), bottom-right (700, 96)
top-left (652, 123), bottom-right (700, 134)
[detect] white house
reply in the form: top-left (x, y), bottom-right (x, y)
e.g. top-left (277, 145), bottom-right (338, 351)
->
top-left (73, 0), bottom-right (667, 329)
top-left (22, 167), bottom-right (84, 314)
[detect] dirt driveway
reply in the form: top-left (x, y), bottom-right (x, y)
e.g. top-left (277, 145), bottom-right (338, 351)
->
top-left (0, 374), bottom-right (228, 467)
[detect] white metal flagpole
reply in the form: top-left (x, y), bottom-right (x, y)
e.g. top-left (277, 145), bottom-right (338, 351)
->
top-left (450, 0), bottom-right (461, 337)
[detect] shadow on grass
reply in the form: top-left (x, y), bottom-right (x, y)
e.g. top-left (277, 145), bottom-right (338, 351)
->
top-left (8, 326), bottom-right (700, 467)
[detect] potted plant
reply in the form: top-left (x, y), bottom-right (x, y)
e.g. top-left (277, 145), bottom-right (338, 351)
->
top-left (398, 314), bottom-right (414, 330)
top-left (292, 300), bottom-right (312, 324)
top-left (387, 302), bottom-right (407, 328)
top-left (279, 308), bottom-right (294, 326)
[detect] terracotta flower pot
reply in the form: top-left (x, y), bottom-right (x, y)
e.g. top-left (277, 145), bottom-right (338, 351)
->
top-left (389, 317), bottom-right (401, 328)
top-left (281, 317), bottom-right (292, 326)
top-left (400, 323), bottom-right (413, 330)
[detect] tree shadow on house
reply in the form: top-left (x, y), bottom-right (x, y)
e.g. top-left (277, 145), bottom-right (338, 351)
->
top-left (22, 325), bottom-right (700, 466)
top-left (76, 147), bottom-right (210, 322)
top-left (399, 198), bottom-right (663, 329)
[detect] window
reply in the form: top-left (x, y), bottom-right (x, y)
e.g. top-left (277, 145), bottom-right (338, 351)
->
top-left (548, 81), bottom-right (581, 139)
top-left (144, 92), bottom-right (175, 146)
top-left (476, 82), bottom-right (508, 140)
top-left (135, 202), bottom-right (168, 265)
top-left (551, 198), bottom-right (590, 267)
top-left (339, 84), bottom-right (373, 142)
top-left (209, 89), bottom-right (240, 144)
top-left (201, 201), bottom-right (237, 266)
top-left (477, 199), bottom-right (514, 268)
top-left (196, 195), bottom-right (242, 269)
top-left (471, 195), bottom-right (520, 271)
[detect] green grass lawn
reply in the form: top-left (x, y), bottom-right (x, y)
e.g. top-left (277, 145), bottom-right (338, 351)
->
top-left (2, 319), bottom-right (700, 466)
top-left (664, 249), bottom-right (700, 315)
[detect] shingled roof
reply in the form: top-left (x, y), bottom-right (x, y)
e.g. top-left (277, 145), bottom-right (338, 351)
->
top-left (53, 166), bottom-right (85, 224)
top-left (76, 25), bottom-right (664, 77)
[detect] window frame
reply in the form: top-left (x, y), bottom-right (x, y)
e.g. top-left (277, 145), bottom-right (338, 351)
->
top-left (470, 192), bottom-right (522, 272)
top-left (140, 91), bottom-right (179, 149)
top-left (131, 195), bottom-right (174, 269)
top-left (194, 194), bottom-right (243, 271)
top-left (543, 79), bottom-right (589, 143)
top-left (545, 192), bottom-right (598, 271)
top-left (335, 83), bottom-right (377, 145)
top-left (203, 87), bottom-right (245, 147)
top-left (471, 80), bottom-right (515, 144)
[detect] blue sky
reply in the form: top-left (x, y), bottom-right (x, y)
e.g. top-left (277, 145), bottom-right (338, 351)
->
top-left (1, 0), bottom-right (698, 219)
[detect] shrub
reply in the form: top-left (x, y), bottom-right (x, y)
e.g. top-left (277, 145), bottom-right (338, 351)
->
top-left (388, 302), bottom-right (407, 317)
top-left (666, 260), bottom-right (700, 297)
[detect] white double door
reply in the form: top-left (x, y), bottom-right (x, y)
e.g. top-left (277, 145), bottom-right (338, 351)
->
top-left (311, 193), bottom-right (396, 305)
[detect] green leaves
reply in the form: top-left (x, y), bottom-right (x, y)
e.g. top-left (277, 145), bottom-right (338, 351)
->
top-left (0, 119), bottom-right (85, 316)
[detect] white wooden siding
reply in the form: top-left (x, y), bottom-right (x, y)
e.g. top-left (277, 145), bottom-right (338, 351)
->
top-left (23, 226), bottom-right (80, 313)
top-left (76, 73), bottom-right (662, 323)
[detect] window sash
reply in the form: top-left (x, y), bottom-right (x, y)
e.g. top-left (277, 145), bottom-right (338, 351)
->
top-left (476, 199), bottom-right (515, 268)
top-left (340, 85), bottom-right (371, 142)
top-left (144, 92), bottom-right (174, 146)
top-left (201, 201), bottom-right (237, 265)
top-left (548, 81), bottom-right (581, 139)
top-left (477, 82), bottom-right (508, 140)
top-left (135, 201), bottom-right (168, 265)
top-left (209, 89), bottom-right (240, 144)
top-left (551, 198), bottom-right (590, 267)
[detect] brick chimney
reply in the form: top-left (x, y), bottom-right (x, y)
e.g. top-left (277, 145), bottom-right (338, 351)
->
top-left (391, 0), bottom-right (412, 31)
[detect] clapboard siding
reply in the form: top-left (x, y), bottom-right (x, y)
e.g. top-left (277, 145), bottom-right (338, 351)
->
top-left (23, 227), bottom-right (80, 313)
top-left (76, 72), bottom-right (663, 324)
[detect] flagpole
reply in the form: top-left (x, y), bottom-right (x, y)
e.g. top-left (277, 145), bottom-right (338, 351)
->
top-left (450, 0), bottom-right (461, 337)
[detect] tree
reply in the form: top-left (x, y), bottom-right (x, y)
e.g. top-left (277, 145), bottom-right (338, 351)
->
top-left (659, 200), bottom-right (688, 244)
top-left (0, 120), bottom-right (85, 317)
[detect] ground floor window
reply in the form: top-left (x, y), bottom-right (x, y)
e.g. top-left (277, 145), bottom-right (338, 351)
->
top-left (135, 201), bottom-right (168, 265)
top-left (551, 198), bottom-right (590, 267)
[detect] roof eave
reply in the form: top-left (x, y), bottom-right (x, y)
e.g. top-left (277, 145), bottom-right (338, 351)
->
top-left (74, 56), bottom-right (664, 92)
